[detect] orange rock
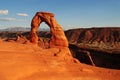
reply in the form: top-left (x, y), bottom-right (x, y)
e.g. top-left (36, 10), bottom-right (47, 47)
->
top-left (30, 12), bottom-right (68, 47)
top-left (29, 12), bottom-right (73, 62)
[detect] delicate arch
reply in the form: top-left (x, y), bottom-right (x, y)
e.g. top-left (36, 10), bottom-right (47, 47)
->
top-left (30, 12), bottom-right (68, 47)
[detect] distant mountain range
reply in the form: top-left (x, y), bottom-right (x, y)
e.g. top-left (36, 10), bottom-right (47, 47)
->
top-left (0, 27), bottom-right (49, 31)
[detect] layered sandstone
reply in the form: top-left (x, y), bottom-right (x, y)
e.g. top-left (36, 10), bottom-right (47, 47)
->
top-left (29, 12), bottom-right (74, 62)
top-left (65, 27), bottom-right (120, 43)
top-left (30, 12), bottom-right (68, 48)
top-left (0, 41), bottom-right (119, 80)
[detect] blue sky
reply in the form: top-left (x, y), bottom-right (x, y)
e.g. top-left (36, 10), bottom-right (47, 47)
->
top-left (0, 0), bottom-right (120, 29)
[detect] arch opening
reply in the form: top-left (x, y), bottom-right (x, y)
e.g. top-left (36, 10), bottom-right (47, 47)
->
top-left (39, 22), bottom-right (50, 31)
top-left (37, 22), bottom-right (51, 48)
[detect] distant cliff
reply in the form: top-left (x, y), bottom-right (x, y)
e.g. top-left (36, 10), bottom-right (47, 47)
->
top-left (65, 27), bottom-right (120, 43)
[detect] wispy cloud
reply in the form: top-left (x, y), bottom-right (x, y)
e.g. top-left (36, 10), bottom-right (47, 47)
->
top-left (17, 13), bottom-right (28, 16)
top-left (0, 10), bottom-right (8, 15)
top-left (0, 18), bottom-right (27, 22)
top-left (17, 19), bottom-right (27, 22)
top-left (0, 18), bottom-right (16, 21)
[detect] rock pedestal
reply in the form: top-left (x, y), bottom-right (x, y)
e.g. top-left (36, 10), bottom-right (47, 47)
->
top-left (29, 12), bottom-right (78, 62)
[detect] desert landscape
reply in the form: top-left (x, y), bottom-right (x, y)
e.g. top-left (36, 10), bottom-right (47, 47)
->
top-left (0, 0), bottom-right (120, 80)
top-left (0, 12), bottom-right (120, 80)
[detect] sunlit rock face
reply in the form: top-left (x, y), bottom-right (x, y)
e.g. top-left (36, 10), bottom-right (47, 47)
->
top-left (29, 12), bottom-right (74, 62)
top-left (30, 12), bottom-right (68, 48)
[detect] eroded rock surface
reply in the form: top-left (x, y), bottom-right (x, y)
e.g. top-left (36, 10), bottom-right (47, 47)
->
top-left (30, 12), bottom-right (68, 47)
top-left (29, 12), bottom-right (74, 62)
top-left (65, 27), bottom-right (120, 43)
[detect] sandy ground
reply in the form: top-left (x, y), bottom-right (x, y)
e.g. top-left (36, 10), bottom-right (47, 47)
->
top-left (0, 40), bottom-right (120, 80)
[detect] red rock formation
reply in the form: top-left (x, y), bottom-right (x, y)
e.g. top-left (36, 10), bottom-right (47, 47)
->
top-left (84, 30), bottom-right (93, 43)
top-left (65, 27), bottom-right (120, 43)
top-left (30, 12), bottom-right (68, 47)
top-left (29, 12), bottom-right (74, 62)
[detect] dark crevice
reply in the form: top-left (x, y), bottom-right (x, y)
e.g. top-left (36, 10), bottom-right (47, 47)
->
top-left (69, 44), bottom-right (120, 70)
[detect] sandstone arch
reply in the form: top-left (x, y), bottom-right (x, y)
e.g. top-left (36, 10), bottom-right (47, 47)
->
top-left (30, 12), bottom-right (68, 48)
